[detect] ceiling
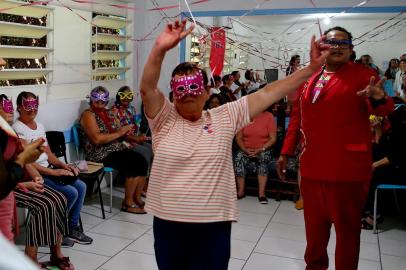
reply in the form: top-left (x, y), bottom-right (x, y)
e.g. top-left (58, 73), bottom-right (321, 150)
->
top-left (237, 13), bottom-right (403, 27)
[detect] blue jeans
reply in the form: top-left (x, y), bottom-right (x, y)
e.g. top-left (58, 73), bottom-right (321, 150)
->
top-left (44, 178), bottom-right (86, 230)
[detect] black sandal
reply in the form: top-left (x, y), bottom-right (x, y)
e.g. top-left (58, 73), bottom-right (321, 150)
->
top-left (361, 219), bottom-right (373, 230)
top-left (49, 256), bottom-right (74, 270)
top-left (38, 262), bottom-right (48, 269)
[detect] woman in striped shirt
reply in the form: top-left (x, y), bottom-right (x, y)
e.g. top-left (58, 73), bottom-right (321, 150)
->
top-left (140, 19), bottom-right (330, 270)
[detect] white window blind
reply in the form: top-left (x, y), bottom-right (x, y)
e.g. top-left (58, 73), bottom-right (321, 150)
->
top-left (0, 0), bottom-right (53, 86)
top-left (91, 13), bottom-right (131, 81)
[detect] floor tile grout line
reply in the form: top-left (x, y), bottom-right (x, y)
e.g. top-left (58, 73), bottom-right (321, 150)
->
top-left (66, 248), bottom-right (112, 258)
top-left (252, 251), bottom-right (306, 262)
top-left (258, 232), bottom-right (379, 244)
top-left (108, 218), bottom-right (153, 227)
top-left (380, 252), bottom-right (406, 259)
top-left (96, 221), bottom-right (154, 269)
top-left (124, 249), bottom-right (154, 256)
top-left (82, 210), bottom-right (128, 232)
top-left (377, 231), bottom-right (384, 270)
top-left (85, 231), bottom-right (141, 241)
top-left (110, 218), bottom-right (152, 226)
top-left (241, 201), bottom-right (282, 269)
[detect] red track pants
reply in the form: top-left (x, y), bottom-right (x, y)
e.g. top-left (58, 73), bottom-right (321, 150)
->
top-left (301, 179), bottom-right (369, 270)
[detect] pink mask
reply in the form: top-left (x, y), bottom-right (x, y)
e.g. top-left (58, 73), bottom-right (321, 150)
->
top-left (170, 70), bottom-right (205, 100)
top-left (22, 97), bottom-right (39, 112)
top-left (1, 99), bottom-right (13, 114)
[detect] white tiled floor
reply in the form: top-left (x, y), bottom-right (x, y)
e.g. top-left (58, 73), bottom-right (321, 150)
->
top-left (16, 193), bottom-right (406, 269)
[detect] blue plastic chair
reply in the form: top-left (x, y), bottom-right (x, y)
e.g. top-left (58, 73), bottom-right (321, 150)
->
top-left (373, 184), bottom-right (406, 233)
top-left (72, 123), bottom-right (114, 218)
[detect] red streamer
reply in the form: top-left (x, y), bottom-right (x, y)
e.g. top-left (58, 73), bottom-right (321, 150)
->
top-left (209, 27), bottom-right (226, 76)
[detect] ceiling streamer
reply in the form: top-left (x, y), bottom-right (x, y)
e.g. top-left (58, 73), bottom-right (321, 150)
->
top-left (0, 0), bottom-right (211, 13)
top-left (3, 0), bottom-right (405, 72)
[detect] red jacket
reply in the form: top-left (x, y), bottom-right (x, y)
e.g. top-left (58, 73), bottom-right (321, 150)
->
top-left (281, 62), bottom-right (394, 182)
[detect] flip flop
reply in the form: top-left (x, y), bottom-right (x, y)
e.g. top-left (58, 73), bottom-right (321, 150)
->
top-left (121, 202), bottom-right (146, 214)
top-left (135, 199), bottom-right (146, 208)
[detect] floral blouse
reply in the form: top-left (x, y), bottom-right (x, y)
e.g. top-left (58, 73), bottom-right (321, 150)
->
top-left (79, 109), bottom-right (126, 162)
top-left (110, 104), bottom-right (138, 135)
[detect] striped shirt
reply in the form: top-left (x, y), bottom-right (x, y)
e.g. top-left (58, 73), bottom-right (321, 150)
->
top-left (145, 96), bottom-right (250, 223)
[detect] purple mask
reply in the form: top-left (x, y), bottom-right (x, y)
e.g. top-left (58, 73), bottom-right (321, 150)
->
top-left (1, 99), bottom-right (13, 114)
top-left (90, 90), bottom-right (109, 103)
top-left (170, 70), bottom-right (205, 100)
top-left (22, 97), bottom-right (39, 112)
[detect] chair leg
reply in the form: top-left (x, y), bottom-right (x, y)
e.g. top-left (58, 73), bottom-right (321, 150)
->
top-left (97, 172), bottom-right (106, 219)
top-left (393, 189), bottom-right (401, 216)
top-left (373, 188), bottom-right (379, 234)
top-left (79, 216), bottom-right (84, 233)
top-left (109, 171), bottom-right (113, 213)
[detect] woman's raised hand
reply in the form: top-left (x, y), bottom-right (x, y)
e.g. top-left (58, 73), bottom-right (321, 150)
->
top-left (155, 19), bottom-right (195, 52)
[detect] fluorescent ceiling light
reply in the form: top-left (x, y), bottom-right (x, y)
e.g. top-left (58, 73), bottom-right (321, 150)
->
top-left (303, 13), bottom-right (348, 20)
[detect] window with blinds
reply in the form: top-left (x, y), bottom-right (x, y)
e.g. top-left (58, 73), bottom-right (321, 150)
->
top-left (0, 0), bottom-right (53, 86)
top-left (91, 12), bottom-right (131, 81)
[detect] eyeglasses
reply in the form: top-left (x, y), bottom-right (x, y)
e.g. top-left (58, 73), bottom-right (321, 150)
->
top-left (118, 91), bottom-right (134, 101)
top-left (324, 39), bottom-right (352, 49)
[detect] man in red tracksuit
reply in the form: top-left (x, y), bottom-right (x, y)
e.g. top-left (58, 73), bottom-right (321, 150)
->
top-left (278, 26), bottom-right (393, 270)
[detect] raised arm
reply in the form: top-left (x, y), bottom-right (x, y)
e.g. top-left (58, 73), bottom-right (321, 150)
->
top-left (140, 19), bottom-right (194, 119)
top-left (247, 36), bottom-right (330, 119)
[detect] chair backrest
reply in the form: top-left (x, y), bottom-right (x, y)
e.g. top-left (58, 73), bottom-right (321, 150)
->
top-left (45, 131), bottom-right (67, 163)
top-left (71, 123), bottom-right (82, 159)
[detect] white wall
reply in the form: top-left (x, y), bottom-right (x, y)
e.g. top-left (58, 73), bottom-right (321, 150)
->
top-left (132, 0), bottom-right (180, 99)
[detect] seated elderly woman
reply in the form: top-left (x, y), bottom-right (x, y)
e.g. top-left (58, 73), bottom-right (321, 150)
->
top-left (234, 109), bottom-right (277, 204)
top-left (12, 91), bottom-right (93, 248)
top-left (1, 94), bottom-right (73, 270)
top-left (110, 86), bottom-right (153, 176)
top-left (80, 86), bottom-right (148, 213)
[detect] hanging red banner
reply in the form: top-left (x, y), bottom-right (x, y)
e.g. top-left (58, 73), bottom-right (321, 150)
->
top-left (209, 27), bottom-right (226, 76)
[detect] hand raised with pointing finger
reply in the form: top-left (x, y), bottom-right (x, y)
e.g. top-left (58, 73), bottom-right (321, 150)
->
top-left (155, 19), bottom-right (195, 52)
top-left (357, 76), bottom-right (386, 100)
top-left (309, 35), bottom-right (331, 72)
